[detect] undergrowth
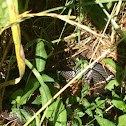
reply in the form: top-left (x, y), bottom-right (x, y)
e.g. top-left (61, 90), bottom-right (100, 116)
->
top-left (0, 0), bottom-right (126, 126)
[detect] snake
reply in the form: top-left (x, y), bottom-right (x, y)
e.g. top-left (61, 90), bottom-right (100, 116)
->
top-left (60, 62), bottom-right (114, 92)
top-left (0, 106), bottom-right (34, 125)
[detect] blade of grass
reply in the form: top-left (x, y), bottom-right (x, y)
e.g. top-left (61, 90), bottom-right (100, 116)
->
top-left (0, 0), bottom-right (25, 113)
top-left (0, 11), bottom-right (101, 37)
top-left (97, 0), bottom-right (126, 40)
top-left (7, 0), bottom-right (25, 78)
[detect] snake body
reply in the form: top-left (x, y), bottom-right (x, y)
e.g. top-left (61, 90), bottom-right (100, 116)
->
top-left (60, 62), bottom-right (114, 85)
top-left (0, 106), bottom-right (34, 125)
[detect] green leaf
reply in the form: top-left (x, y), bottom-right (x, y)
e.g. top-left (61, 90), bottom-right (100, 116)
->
top-left (74, 108), bottom-right (85, 117)
top-left (74, 116), bottom-right (82, 126)
top-left (42, 74), bottom-right (55, 82)
top-left (103, 58), bottom-right (120, 71)
top-left (81, 83), bottom-right (88, 97)
top-left (24, 39), bottom-right (42, 51)
top-left (95, 115), bottom-right (115, 126)
top-left (53, 98), bottom-right (67, 126)
top-left (82, 98), bottom-right (91, 109)
top-left (95, 97), bottom-right (105, 109)
top-left (103, 58), bottom-right (122, 81)
top-left (116, 114), bottom-right (126, 126)
top-left (85, 108), bottom-right (93, 117)
top-left (25, 59), bottom-right (55, 121)
top-left (32, 96), bottom-right (41, 105)
top-left (19, 78), bottom-right (39, 106)
top-left (66, 96), bottom-right (80, 105)
top-left (111, 91), bottom-right (126, 111)
top-left (0, 0), bottom-right (9, 27)
top-left (35, 40), bottom-right (47, 73)
top-left (20, 109), bottom-right (32, 121)
top-left (71, 124), bottom-right (78, 126)
top-left (11, 89), bottom-right (23, 105)
top-left (95, 108), bottom-right (103, 117)
top-left (39, 85), bottom-right (55, 120)
top-left (35, 113), bottom-right (40, 126)
top-left (105, 79), bottom-right (119, 91)
top-left (20, 109), bottom-right (35, 125)
top-left (75, 59), bottom-right (89, 80)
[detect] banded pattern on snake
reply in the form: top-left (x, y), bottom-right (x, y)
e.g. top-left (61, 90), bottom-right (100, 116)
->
top-left (60, 62), bottom-right (114, 85)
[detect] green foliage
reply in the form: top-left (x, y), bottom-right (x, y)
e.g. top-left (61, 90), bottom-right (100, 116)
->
top-left (116, 114), bottom-right (126, 126)
top-left (0, 0), bottom-right (9, 27)
top-left (95, 115), bottom-right (115, 126)
top-left (105, 79), bottom-right (119, 91)
top-left (111, 91), bottom-right (126, 112)
top-left (53, 98), bottom-right (67, 126)
top-left (35, 40), bottom-right (47, 73)
top-left (0, 1), bottom-right (126, 126)
top-left (75, 58), bottom-right (89, 80)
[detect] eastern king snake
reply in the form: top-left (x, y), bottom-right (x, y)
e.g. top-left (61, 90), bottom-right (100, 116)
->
top-left (60, 62), bottom-right (114, 83)
top-left (60, 62), bottom-right (114, 93)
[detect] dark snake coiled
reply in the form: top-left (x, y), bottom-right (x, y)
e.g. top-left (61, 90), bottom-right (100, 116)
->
top-left (60, 63), bottom-right (113, 85)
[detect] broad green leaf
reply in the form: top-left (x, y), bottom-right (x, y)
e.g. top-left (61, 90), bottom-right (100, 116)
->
top-left (116, 114), bottom-right (126, 126)
top-left (0, 0), bottom-right (9, 27)
top-left (85, 108), bottom-right (93, 117)
top-left (21, 109), bottom-right (32, 120)
top-left (39, 86), bottom-right (55, 121)
top-left (95, 115), bottom-right (115, 126)
top-left (71, 124), bottom-right (78, 126)
top-left (74, 108), bottom-right (85, 117)
top-left (103, 58), bottom-right (122, 81)
top-left (103, 58), bottom-right (122, 72)
top-left (32, 96), bottom-right (42, 105)
top-left (82, 98), bottom-right (91, 109)
top-left (20, 109), bottom-right (35, 126)
top-left (25, 59), bottom-right (52, 104)
top-left (19, 78), bottom-right (39, 106)
top-left (95, 97), bottom-right (106, 109)
top-left (90, 102), bottom-right (97, 110)
top-left (25, 59), bottom-right (55, 121)
top-left (105, 79), bottom-right (119, 91)
top-left (42, 74), bottom-right (55, 82)
top-left (111, 91), bottom-right (126, 111)
top-left (81, 83), bottom-right (88, 97)
top-left (35, 40), bottom-right (47, 73)
top-left (39, 84), bottom-right (53, 106)
top-left (7, 0), bottom-right (25, 78)
top-left (103, 58), bottom-right (117, 70)
top-left (53, 98), bottom-right (67, 126)
top-left (95, 108), bottom-right (103, 117)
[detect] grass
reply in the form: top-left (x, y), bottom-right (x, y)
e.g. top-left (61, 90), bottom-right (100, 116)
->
top-left (0, 0), bottom-right (126, 126)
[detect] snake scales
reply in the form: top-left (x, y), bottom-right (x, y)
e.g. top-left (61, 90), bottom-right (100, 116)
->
top-left (60, 62), bottom-right (114, 84)
top-left (0, 106), bottom-right (34, 125)
top-left (60, 58), bottom-right (114, 96)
